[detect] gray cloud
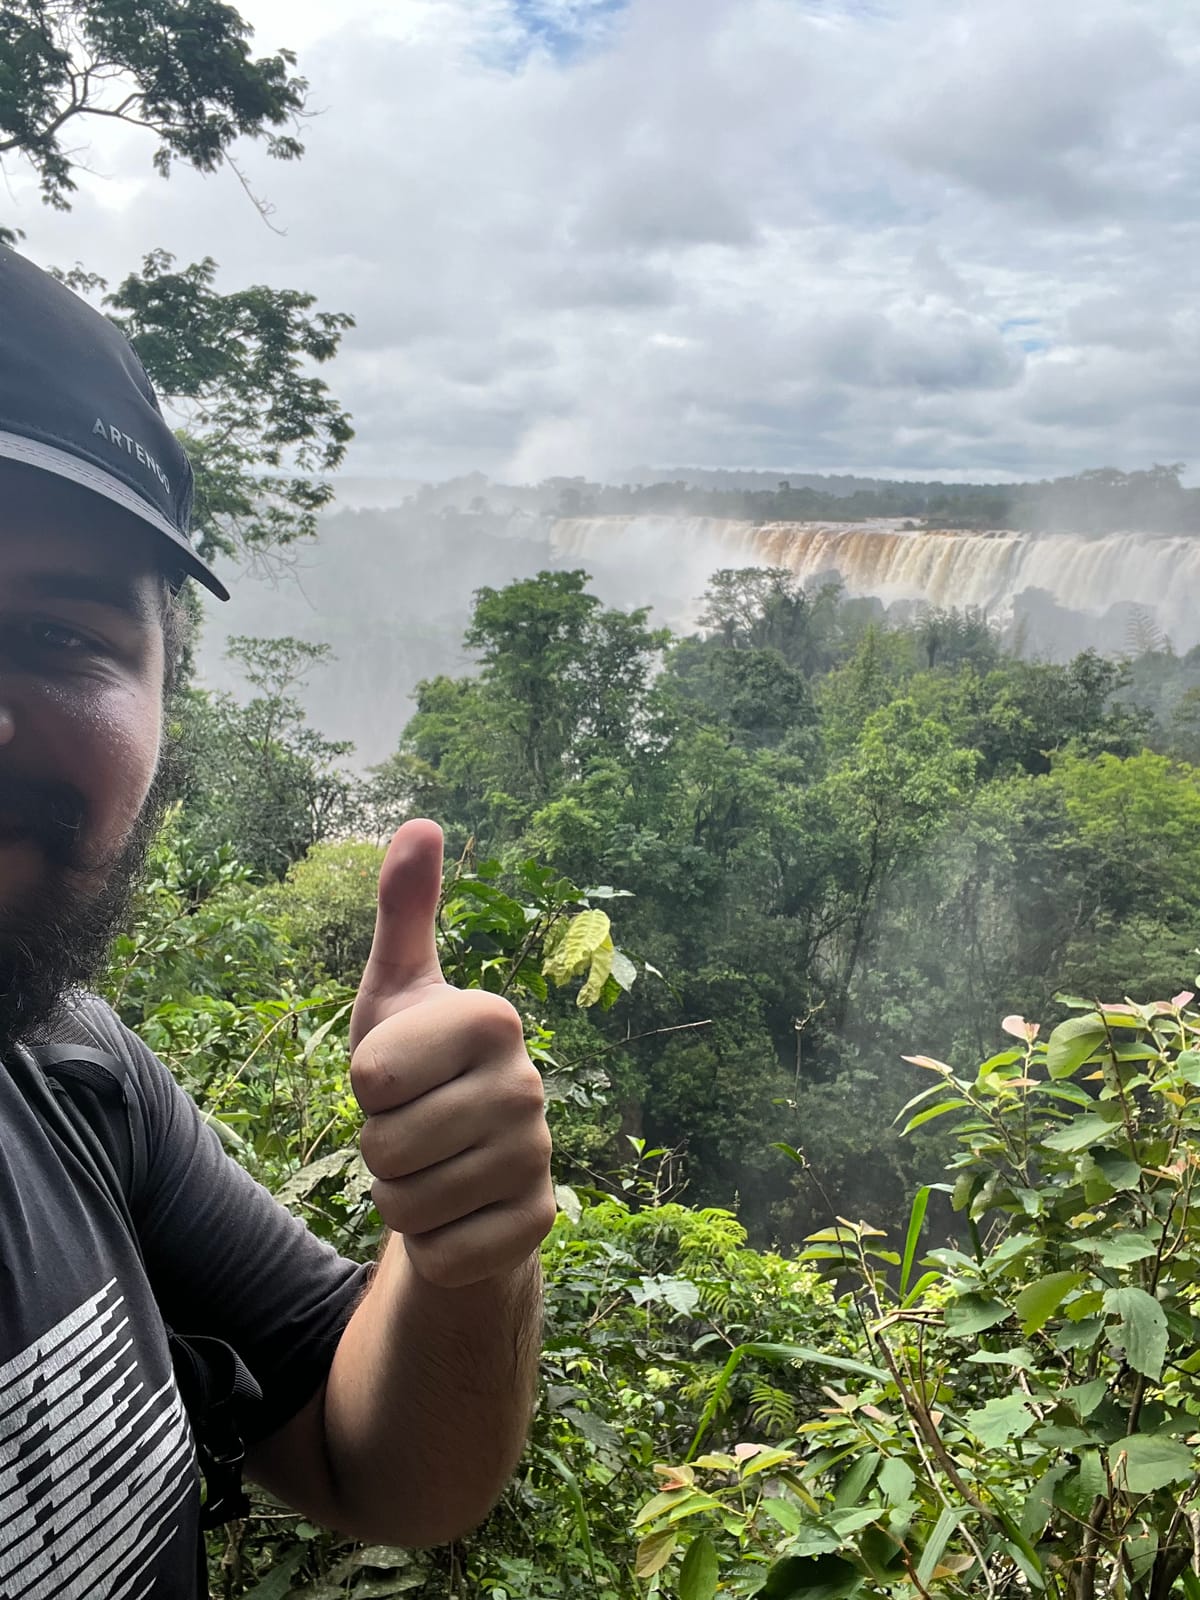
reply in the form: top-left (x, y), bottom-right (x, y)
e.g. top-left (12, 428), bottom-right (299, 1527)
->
top-left (7, 0), bottom-right (1200, 482)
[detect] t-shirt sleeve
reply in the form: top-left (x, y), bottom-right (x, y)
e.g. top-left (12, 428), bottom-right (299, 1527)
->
top-left (76, 998), bottom-right (373, 1444)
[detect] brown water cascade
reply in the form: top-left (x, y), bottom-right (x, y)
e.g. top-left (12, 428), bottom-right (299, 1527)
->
top-left (549, 516), bottom-right (1200, 643)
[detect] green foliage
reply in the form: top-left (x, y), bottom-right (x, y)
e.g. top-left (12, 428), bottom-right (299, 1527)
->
top-left (172, 635), bottom-right (362, 878)
top-left (0, 0), bottom-right (306, 220)
top-left (265, 841), bottom-right (386, 985)
top-left (103, 252), bottom-right (354, 560)
top-left (362, 565), bottom-right (1200, 1240)
top-left (638, 997), bottom-right (1200, 1600)
top-left (50, 253), bottom-right (354, 562)
top-left (2, 5), bottom-right (354, 571)
top-left (98, 552), bottom-right (1200, 1597)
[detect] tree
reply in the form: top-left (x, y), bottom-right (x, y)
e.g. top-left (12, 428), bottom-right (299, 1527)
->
top-left (0, 0), bottom-right (306, 229)
top-left (173, 635), bottom-right (362, 878)
top-left (697, 568), bottom-right (844, 675)
top-left (76, 251), bottom-right (354, 561)
top-left (461, 570), bottom-right (668, 808)
top-left (3, 4), bottom-right (354, 571)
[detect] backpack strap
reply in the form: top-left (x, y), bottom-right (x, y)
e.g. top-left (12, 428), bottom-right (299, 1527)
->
top-left (25, 1010), bottom-right (263, 1535)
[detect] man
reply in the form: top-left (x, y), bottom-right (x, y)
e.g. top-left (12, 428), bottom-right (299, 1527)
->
top-left (0, 245), bottom-right (555, 1595)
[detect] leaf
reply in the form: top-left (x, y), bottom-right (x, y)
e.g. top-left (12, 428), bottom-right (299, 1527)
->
top-left (577, 935), bottom-right (615, 1007)
top-left (944, 1294), bottom-right (1009, 1337)
top-left (744, 1447), bottom-right (800, 1479)
top-left (1062, 1378), bottom-right (1108, 1419)
top-left (678, 1534), bottom-right (719, 1600)
top-left (916, 1507), bottom-right (960, 1588)
top-left (965, 1345), bottom-right (1036, 1369)
top-left (1002, 1014), bottom-right (1035, 1041)
top-left (758, 1553), bottom-right (862, 1600)
top-left (1104, 1287), bottom-right (1168, 1379)
top-left (241, 1554), bottom-right (305, 1600)
top-left (877, 1457), bottom-right (915, 1506)
top-left (829, 1507), bottom-right (883, 1536)
top-left (834, 1450), bottom-right (879, 1506)
top-left (554, 1183), bottom-right (582, 1223)
top-left (902, 1270), bottom-right (943, 1308)
top-left (1087, 1148), bottom-right (1143, 1190)
top-left (1111, 1434), bottom-right (1196, 1493)
top-left (1016, 1272), bottom-right (1085, 1335)
top-left (1074, 1233), bottom-right (1158, 1267)
top-left (635, 1275), bottom-right (700, 1316)
top-left (655, 1464), bottom-right (697, 1490)
top-left (858, 1525), bottom-right (907, 1582)
top-left (1176, 1050), bottom-right (1200, 1085)
top-left (902, 1100), bottom-right (969, 1135)
top-left (1056, 1450), bottom-right (1107, 1519)
top-left (301, 1000), bottom-right (353, 1062)
top-left (609, 949), bottom-right (639, 991)
top-left (1023, 1463), bottom-right (1072, 1541)
top-left (900, 1187), bottom-right (930, 1297)
top-left (901, 1054), bottom-right (953, 1074)
top-left (965, 1393), bottom-right (1037, 1449)
top-left (543, 909), bottom-right (612, 987)
top-left (199, 1110), bottom-right (249, 1151)
top-left (635, 1489), bottom-right (721, 1528)
top-left (636, 1529), bottom-right (679, 1578)
top-left (1046, 1014), bottom-right (1106, 1078)
top-left (1043, 1111), bottom-right (1124, 1153)
top-left (273, 1149), bottom-right (353, 1207)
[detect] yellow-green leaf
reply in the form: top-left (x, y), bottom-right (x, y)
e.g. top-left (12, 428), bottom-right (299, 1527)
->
top-left (577, 936), bottom-right (615, 1007)
top-left (543, 909), bottom-right (612, 987)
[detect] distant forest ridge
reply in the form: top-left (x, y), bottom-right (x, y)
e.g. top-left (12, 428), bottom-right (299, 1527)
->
top-left (368, 463), bottom-right (1200, 536)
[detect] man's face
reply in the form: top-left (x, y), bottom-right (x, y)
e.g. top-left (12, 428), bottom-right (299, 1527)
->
top-left (0, 466), bottom-right (168, 1044)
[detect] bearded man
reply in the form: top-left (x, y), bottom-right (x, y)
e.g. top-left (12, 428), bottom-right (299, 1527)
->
top-left (0, 245), bottom-right (554, 1597)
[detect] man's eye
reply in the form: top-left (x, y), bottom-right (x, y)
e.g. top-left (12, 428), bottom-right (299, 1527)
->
top-left (30, 622), bottom-right (92, 652)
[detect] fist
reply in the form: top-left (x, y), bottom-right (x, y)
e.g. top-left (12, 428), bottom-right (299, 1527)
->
top-left (349, 820), bottom-right (555, 1290)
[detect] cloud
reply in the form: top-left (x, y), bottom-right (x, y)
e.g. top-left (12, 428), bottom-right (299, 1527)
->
top-left (6, 0), bottom-right (1200, 482)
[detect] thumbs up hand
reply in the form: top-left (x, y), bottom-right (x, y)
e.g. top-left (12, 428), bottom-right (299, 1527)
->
top-left (349, 820), bottom-right (555, 1290)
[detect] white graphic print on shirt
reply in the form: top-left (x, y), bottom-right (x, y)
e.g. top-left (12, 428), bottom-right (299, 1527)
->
top-left (0, 1278), bottom-right (193, 1600)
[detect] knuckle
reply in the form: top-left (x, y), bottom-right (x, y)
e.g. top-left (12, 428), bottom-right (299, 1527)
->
top-left (524, 1119), bottom-right (554, 1170)
top-left (359, 1117), bottom-right (386, 1173)
top-left (507, 1061), bottom-right (549, 1116)
top-left (360, 1113), bottom-right (410, 1180)
top-left (528, 1190), bottom-right (557, 1243)
top-left (463, 988), bottom-right (526, 1050)
top-left (350, 1036), bottom-right (386, 1099)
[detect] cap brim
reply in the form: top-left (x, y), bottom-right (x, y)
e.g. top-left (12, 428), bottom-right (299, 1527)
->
top-left (0, 430), bottom-right (230, 602)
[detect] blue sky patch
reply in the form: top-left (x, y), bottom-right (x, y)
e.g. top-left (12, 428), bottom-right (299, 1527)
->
top-left (505, 0), bottom-right (629, 64)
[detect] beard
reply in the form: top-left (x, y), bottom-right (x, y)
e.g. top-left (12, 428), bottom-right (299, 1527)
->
top-left (0, 760), bottom-right (171, 1058)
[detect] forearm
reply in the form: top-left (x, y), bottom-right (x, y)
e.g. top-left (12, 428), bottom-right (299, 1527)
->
top-left (320, 1233), bottom-right (543, 1546)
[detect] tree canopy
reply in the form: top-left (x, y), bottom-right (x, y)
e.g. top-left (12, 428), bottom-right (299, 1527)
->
top-left (0, 0), bottom-right (305, 224)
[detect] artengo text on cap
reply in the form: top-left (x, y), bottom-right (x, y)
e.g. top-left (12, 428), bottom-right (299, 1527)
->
top-left (91, 417), bottom-right (171, 494)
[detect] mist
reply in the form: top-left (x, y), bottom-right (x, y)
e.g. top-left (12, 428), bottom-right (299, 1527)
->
top-left (195, 466), bottom-right (1200, 766)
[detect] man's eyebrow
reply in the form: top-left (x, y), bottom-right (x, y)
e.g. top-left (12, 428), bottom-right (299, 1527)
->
top-left (18, 573), bottom-right (157, 623)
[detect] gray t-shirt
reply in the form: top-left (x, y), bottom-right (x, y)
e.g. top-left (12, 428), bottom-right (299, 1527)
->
top-left (0, 997), bottom-right (370, 1599)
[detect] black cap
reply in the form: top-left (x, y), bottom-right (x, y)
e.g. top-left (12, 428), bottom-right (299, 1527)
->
top-left (0, 246), bottom-right (229, 601)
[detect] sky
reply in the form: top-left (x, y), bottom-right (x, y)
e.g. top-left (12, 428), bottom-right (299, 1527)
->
top-left (6, 0), bottom-right (1200, 484)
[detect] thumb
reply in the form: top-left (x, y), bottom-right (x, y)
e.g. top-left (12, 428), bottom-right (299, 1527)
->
top-left (350, 819), bottom-right (447, 1052)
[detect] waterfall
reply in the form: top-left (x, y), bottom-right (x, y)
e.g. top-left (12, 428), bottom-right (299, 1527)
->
top-left (550, 516), bottom-right (1200, 650)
